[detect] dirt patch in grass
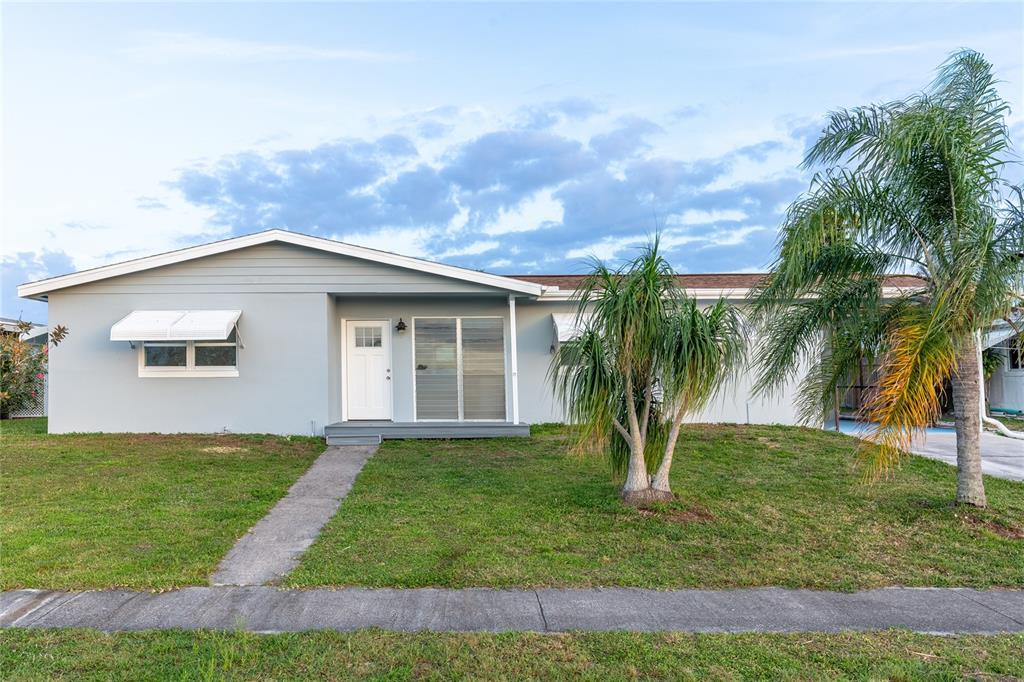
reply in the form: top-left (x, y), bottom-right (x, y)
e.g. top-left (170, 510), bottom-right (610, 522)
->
top-left (960, 513), bottom-right (1024, 540)
top-left (200, 446), bottom-right (250, 454)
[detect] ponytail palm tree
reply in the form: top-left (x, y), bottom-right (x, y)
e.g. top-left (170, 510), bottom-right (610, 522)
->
top-left (551, 240), bottom-right (745, 505)
top-left (751, 50), bottom-right (1024, 508)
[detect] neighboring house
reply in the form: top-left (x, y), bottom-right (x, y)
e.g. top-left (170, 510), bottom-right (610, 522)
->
top-left (0, 317), bottom-right (49, 418)
top-left (984, 319), bottom-right (1023, 414)
top-left (19, 230), bottom-right (817, 441)
top-left (0, 317), bottom-right (47, 344)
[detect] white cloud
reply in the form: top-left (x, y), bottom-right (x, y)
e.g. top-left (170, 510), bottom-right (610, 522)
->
top-left (670, 208), bottom-right (748, 225)
top-left (566, 235), bottom-right (645, 261)
top-left (332, 227), bottom-right (435, 258)
top-left (566, 223), bottom-right (768, 263)
top-left (123, 32), bottom-right (413, 63)
top-left (437, 240), bottom-right (499, 258)
top-left (483, 190), bottom-right (565, 236)
top-left (698, 225), bottom-right (770, 248)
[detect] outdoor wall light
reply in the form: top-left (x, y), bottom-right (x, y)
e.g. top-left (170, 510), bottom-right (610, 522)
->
top-left (395, 318), bottom-right (407, 333)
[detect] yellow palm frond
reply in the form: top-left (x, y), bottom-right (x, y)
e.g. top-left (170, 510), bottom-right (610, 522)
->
top-left (862, 304), bottom-right (957, 477)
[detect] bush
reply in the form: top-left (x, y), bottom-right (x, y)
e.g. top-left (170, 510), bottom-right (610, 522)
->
top-left (0, 321), bottom-right (67, 419)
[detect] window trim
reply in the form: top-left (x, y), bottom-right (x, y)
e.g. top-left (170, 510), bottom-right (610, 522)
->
top-left (138, 334), bottom-right (239, 378)
top-left (411, 316), bottom-right (508, 422)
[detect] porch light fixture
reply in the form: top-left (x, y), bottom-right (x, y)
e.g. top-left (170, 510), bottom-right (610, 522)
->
top-left (395, 318), bottom-right (407, 333)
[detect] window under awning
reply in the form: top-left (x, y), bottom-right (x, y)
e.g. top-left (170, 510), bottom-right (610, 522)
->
top-left (110, 310), bottom-right (242, 341)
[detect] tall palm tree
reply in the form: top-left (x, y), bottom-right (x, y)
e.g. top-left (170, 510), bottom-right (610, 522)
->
top-left (551, 239), bottom-right (745, 505)
top-left (750, 50), bottom-right (1024, 508)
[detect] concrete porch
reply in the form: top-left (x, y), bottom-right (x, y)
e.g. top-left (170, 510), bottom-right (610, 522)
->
top-left (325, 420), bottom-right (531, 445)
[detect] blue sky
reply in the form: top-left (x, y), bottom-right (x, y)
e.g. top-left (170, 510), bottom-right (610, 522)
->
top-left (3, 2), bottom-right (1023, 321)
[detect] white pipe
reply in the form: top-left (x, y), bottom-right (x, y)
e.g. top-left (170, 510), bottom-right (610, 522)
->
top-left (983, 415), bottom-right (1024, 440)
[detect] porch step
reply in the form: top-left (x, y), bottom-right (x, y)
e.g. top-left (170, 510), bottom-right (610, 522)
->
top-left (324, 421), bottom-right (530, 442)
top-left (326, 434), bottom-right (383, 446)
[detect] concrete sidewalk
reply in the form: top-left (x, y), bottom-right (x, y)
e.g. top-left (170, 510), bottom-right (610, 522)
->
top-left (2, 586), bottom-right (1022, 634)
top-left (210, 445), bottom-right (376, 586)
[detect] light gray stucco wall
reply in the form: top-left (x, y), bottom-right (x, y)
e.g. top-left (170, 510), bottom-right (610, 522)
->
top-left (515, 299), bottom-right (804, 426)
top-left (47, 290), bottom-right (332, 435)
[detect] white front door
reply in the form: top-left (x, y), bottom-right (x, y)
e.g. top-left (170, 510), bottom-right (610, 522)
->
top-left (345, 320), bottom-right (392, 420)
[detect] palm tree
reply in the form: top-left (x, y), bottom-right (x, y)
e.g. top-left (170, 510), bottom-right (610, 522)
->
top-left (750, 50), bottom-right (1024, 508)
top-left (551, 239), bottom-right (745, 505)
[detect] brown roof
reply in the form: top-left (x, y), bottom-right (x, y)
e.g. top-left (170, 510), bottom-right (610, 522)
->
top-left (511, 273), bottom-right (926, 290)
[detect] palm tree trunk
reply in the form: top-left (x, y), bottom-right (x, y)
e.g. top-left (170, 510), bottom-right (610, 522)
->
top-left (622, 448), bottom-right (652, 502)
top-left (650, 403), bottom-right (688, 495)
top-left (950, 335), bottom-right (987, 508)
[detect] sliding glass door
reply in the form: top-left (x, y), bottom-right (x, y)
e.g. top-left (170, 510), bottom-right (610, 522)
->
top-left (413, 317), bottom-right (506, 421)
top-left (413, 319), bottom-right (459, 420)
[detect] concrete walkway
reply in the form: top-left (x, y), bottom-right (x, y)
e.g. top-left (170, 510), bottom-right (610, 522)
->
top-left (2, 587), bottom-right (1022, 634)
top-left (210, 445), bottom-right (376, 586)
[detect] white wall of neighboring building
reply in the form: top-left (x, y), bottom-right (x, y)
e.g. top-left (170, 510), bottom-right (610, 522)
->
top-left (987, 334), bottom-right (1024, 412)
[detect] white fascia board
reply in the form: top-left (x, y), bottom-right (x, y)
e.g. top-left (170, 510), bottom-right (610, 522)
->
top-left (17, 229), bottom-right (544, 299)
top-left (536, 285), bottom-right (921, 302)
top-left (537, 288), bottom-right (756, 301)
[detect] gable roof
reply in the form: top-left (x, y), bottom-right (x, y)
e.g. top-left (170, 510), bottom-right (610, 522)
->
top-left (17, 229), bottom-right (546, 300)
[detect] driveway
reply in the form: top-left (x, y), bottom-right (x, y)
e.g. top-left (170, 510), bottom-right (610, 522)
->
top-left (831, 419), bottom-right (1024, 481)
top-left (909, 430), bottom-right (1023, 482)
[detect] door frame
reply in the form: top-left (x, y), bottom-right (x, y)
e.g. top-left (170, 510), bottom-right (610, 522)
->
top-left (340, 318), bottom-right (394, 422)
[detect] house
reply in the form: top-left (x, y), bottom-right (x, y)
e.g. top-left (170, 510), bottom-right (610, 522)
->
top-left (984, 318), bottom-right (1023, 415)
top-left (0, 317), bottom-right (48, 344)
top-left (18, 230), bottom-right (805, 442)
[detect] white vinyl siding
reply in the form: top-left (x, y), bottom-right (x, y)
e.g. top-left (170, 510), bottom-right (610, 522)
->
top-left (413, 317), bottom-right (506, 421)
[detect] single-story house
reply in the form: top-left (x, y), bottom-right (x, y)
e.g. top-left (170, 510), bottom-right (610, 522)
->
top-left (18, 230), bottom-right (813, 442)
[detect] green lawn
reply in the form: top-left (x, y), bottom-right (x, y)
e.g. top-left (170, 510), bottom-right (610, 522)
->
top-left (994, 414), bottom-right (1024, 431)
top-left (289, 424), bottom-right (1024, 590)
top-left (2, 629), bottom-right (1022, 680)
top-left (0, 418), bottom-right (323, 590)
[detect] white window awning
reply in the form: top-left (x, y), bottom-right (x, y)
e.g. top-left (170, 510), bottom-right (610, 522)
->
top-left (110, 310), bottom-right (242, 342)
top-left (551, 312), bottom-right (594, 351)
top-left (552, 313), bottom-right (587, 343)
